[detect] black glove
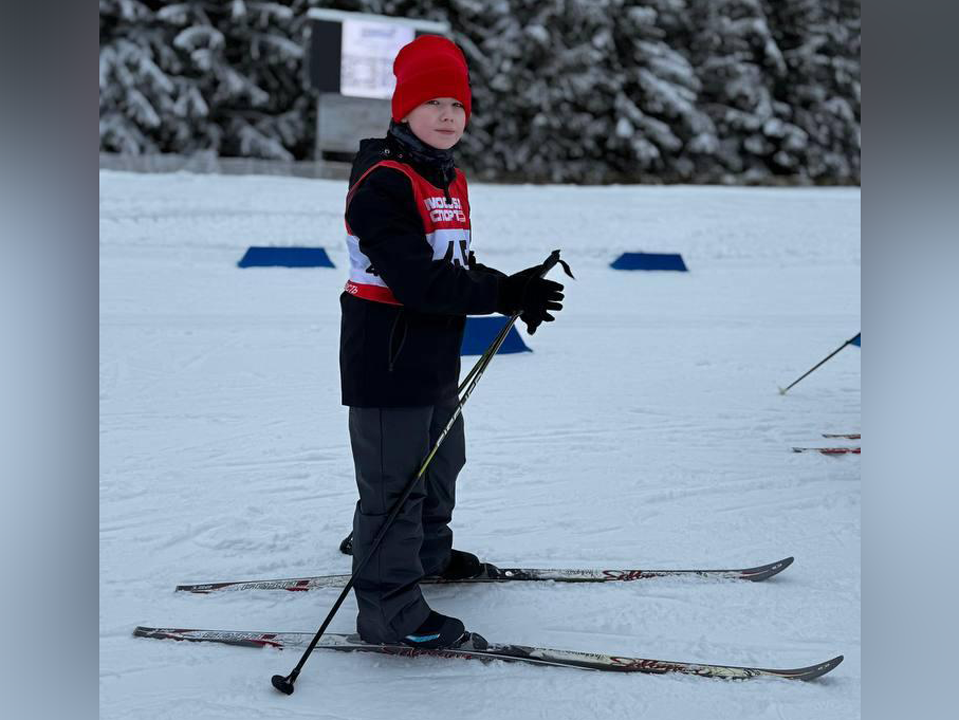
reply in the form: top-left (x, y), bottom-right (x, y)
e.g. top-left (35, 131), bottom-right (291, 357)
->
top-left (496, 265), bottom-right (564, 335)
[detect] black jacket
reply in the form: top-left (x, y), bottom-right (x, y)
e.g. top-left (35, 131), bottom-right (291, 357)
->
top-left (339, 134), bottom-right (503, 407)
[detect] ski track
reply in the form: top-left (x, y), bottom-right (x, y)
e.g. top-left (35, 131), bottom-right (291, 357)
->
top-left (100, 172), bottom-right (859, 719)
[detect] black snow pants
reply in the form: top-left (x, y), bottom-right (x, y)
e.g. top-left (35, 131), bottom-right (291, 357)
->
top-left (348, 401), bottom-right (465, 644)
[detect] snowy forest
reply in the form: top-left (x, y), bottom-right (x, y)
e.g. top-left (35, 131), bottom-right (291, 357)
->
top-left (99, 0), bottom-right (860, 185)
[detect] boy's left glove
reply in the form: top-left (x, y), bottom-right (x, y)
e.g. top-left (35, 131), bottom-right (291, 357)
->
top-left (495, 267), bottom-right (565, 335)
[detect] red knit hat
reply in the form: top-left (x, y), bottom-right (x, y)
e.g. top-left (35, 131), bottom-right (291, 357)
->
top-left (391, 35), bottom-right (472, 124)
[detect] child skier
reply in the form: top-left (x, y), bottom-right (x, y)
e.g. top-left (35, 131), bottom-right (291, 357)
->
top-left (340, 35), bottom-right (564, 649)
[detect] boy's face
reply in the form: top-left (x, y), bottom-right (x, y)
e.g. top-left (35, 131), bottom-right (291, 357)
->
top-left (402, 97), bottom-right (466, 150)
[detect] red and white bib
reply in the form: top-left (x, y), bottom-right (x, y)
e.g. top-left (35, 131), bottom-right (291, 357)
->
top-left (344, 160), bottom-right (472, 305)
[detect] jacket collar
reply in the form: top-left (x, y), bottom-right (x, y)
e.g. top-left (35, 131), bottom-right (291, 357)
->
top-left (387, 120), bottom-right (456, 192)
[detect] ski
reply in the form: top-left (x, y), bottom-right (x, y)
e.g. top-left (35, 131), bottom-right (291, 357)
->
top-left (175, 556), bottom-right (793, 594)
top-left (822, 433), bottom-right (860, 439)
top-left (134, 626), bottom-right (841, 681)
top-left (792, 447), bottom-right (860, 455)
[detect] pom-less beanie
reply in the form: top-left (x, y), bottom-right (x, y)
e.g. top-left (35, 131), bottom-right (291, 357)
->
top-left (391, 35), bottom-right (472, 124)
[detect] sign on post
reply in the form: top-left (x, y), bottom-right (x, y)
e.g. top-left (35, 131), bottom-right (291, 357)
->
top-left (306, 9), bottom-right (449, 160)
top-left (340, 21), bottom-right (414, 99)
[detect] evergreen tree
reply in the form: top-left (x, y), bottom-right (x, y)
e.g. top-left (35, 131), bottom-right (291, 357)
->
top-left (688, 0), bottom-right (798, 183)
top-left (610, 1), bottom-right (718, 182)
top-left (99, 0), bottom-right (861, 184)
top-left (448, 0), bottom-right (719, 183)
top-left (100, 0), bottom-right (314, 159)
top-left (100, 0), bottom-right (179, 155)
top-left (765, 0), bottom-right (860, 183)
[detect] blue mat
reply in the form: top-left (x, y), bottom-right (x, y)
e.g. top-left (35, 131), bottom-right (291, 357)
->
top-left (237, 247), bottom-right (334, 268)
top-left (611, 252), bottom-right (688, 271)
top-left (461, 316), bottom-right (531, 356)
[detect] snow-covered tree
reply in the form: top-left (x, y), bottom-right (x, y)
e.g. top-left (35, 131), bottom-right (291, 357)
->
top-left (764, 0), bottom-right (860, 183)
top-left (686, 0), bottom-right (796, 182)
top-left (99, 0), bottom-right (860, 184)
top-left (100, 0), bottom-right (314, 159)
top-left (445, 0), bottom-right (722, 183)
top-left (608, 1), bottom-right (719, 182)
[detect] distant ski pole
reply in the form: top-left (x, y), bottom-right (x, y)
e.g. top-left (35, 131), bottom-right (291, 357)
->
top-left (779, 333), bottom-right (860, 395)
top-left (271, 250), bottom-right (570, 696)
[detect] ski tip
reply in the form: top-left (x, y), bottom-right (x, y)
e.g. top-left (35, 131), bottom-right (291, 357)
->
top-left (744, 556), bottom-right (794, 581)
top-left (796, 654), bottom-right (844, 681)
top-left (762, 653), bottom-right (844, 681)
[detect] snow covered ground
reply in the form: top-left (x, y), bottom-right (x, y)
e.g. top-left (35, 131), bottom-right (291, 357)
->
top-left (100, 171), bottom-right (860, 719)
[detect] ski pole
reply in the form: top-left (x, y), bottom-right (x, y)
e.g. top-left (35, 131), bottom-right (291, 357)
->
top-left (272, 250), bottom-right (567, 695)
top-left (778, 332), bottom-right (860, 395)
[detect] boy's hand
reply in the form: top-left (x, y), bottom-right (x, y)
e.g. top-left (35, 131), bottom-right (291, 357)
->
top-left (496, 268), bottom-right (565, 335)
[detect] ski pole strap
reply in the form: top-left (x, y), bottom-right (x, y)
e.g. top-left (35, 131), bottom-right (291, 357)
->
top-left (540, 248), bottom-right (575, 281)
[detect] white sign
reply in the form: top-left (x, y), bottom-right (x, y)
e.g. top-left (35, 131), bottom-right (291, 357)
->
top-left (341, 20), bottom-right (415, 99)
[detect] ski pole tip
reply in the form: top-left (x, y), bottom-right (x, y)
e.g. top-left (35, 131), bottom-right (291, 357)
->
top-left (271, 673), bottom-right (296, 695)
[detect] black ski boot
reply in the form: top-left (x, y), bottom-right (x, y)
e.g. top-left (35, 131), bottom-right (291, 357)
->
top-left (401, 610), bottom-right (468, 649)
top-left (439, 549), bottom-right (488, 580)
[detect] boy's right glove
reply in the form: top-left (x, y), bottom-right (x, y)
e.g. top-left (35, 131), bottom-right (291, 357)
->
top-left (495, 266), bottom-right (565, 335)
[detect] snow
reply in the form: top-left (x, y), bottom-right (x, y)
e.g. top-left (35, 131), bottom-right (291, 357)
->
top-left (99, 170), bottom-right (860, 718)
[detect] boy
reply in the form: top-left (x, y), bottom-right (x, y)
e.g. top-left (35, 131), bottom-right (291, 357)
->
top-left (340, 35), bottom-right (564, 650)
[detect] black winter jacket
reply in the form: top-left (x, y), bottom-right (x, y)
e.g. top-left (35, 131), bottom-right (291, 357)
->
top-left (339, 133), bottom-right (503, 407)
